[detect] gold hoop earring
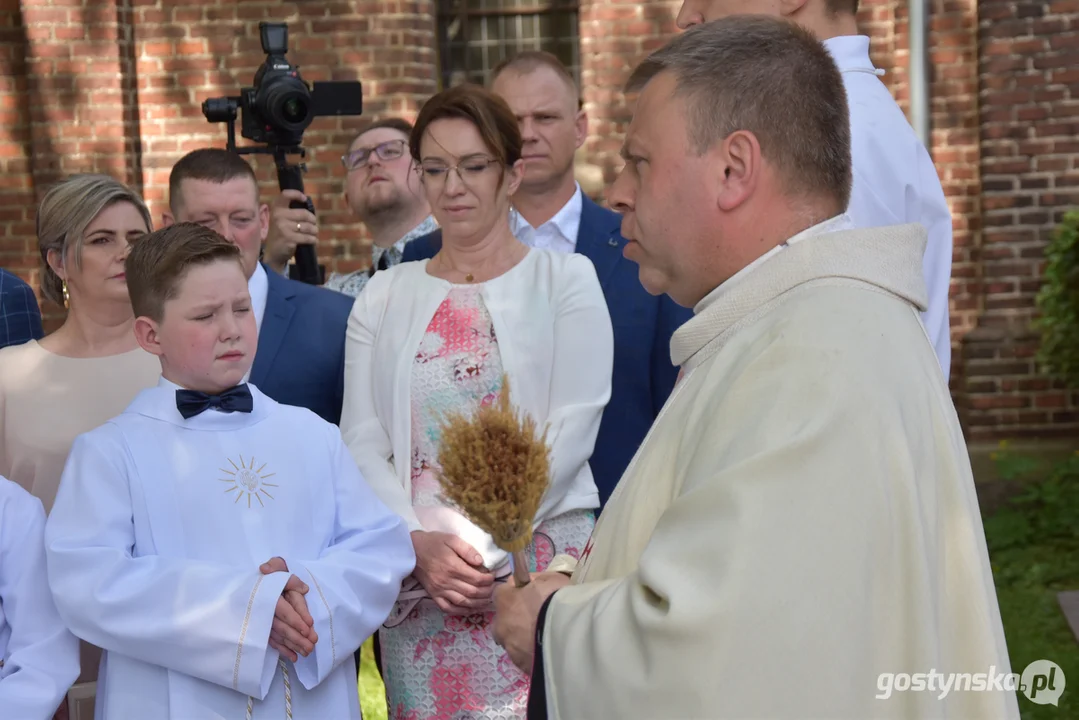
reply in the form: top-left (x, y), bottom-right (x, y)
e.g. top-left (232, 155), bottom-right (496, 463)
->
top-left (62, 280), bottom-right (69, 309)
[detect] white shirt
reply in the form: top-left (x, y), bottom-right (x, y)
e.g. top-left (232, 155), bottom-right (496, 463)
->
top-left (248, 262), bottom-right (269, 333)
top-left (510, 183), bottom-right (584, 254)
top-left (0, 477), bottom-right (80, 720)
top-left (44, 378), bottom-right (415, 719)
top-left (340, 248), bottom-right (613, 571)
top-left (823, 35), bottom-right (954, 379)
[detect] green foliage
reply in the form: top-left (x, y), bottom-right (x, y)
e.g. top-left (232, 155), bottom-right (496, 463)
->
top-left (986, 443), bottom-right (1079, 553)
top-left (984, 445), bottom-right (1079, 718)
top-left (1035, 210), bottom-right (1079, 387)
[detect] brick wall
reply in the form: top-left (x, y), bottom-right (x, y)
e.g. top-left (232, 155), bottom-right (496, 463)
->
top-left (860, 0), bottom-right (985, 383)
top-left (0, 0), bottom-right (439, 327)
top-left (1, 0), bottom-right (1076, 438)
top-left (0, 0), bottom-right (40, 294)
top-left (578, 0), bottom-right (679, 185)
top-left (959, 0), bottom-right (1079, 438)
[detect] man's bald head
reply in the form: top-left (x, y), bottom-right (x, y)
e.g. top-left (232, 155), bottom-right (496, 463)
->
top-left (488, 51), bottom-right (586, 195)
top-left (489, 51), bottom-right (581, 110)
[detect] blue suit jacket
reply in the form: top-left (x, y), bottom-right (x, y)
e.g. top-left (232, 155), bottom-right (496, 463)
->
top-left (402, 196), bottom-right (692, 509)
top-left (0, 268), bottom-right (44, 350)
top-left (250, 264), bottom-right (354, 425)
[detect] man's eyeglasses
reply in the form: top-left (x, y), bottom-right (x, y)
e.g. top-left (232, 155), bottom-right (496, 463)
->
top-left (416, 157), bottom-right (499, 185)
top-left (341, 139), bottom-right (407, 171)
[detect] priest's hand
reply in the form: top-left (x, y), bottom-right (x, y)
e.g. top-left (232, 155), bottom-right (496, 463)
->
top-left (411, 530), bottom-right (495, 614)
top-left (260, 557), bottom-right (319, 661)
top-left (493, 571), bottom-right (571, 673)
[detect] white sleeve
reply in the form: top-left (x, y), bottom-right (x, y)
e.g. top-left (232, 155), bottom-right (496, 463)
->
top-left (284, 430), bottom-right (415, 689)
top-left (44, 432), bottom-right (290, 699)
top-left (846, 121), bottom-right (952, 380)
top-left (340, 272), bottom-right (422, 531)
top-left (534, 254), bottom-right (613, 523)
top-left (0, 481), bottom-right (80, 720)
top-left (915, 152), bottom-right (954, 379)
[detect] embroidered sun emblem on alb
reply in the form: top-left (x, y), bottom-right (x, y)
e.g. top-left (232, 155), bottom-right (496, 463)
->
top-left (219, 455), bottom-right (278, 508)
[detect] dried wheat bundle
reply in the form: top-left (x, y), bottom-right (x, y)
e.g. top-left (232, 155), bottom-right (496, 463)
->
top-left (436, 374), bottom-right (550, 587)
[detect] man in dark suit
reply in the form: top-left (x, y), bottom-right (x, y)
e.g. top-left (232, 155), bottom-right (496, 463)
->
top-left (163, 149), bottom-right (353, 425)
top-left (0, 268), bottom-right (45, 349)
top-left (403, 52), bottom-right (692, 510)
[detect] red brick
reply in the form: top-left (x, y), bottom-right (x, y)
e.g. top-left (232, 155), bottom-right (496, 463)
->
top-left (1034, 393), bottom-right (1068, 409)
top-left (177, 40), bottom-right (208, 56)
top-left (0, 0), bottom-right (1071, 437)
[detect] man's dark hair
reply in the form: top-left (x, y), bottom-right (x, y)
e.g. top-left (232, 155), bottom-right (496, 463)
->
top-left (349, 117), bottom-right (415, 151)
top-left (169, 149), bottom-right (258, 213)
top-left (626, 15), bottom-right (852, 213)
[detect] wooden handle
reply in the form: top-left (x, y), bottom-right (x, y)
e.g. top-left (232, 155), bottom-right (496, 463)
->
top-left (511, 550), bottom-right (531, 587)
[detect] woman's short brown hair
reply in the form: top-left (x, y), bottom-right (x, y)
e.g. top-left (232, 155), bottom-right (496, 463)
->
top-left (409, 83), bottom-right (522, 175)
top-left (36, 174), bottom-right (152, 306)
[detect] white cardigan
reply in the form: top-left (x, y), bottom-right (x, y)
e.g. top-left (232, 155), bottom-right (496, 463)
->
top-left (340, 248), bottom-right (613, 569)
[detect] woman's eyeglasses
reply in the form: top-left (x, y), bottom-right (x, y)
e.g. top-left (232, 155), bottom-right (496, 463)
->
top-left (341, 139), bottom-right (407, 171)
top-left (416, 157), bottom-right (499, 185)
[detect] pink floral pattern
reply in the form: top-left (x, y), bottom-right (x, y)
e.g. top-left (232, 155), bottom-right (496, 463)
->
top-left (381, 286), bottom-right (594, 719)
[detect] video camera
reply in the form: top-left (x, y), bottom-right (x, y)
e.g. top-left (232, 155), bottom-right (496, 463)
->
top-left (202, 22), bottom-right (364, 285)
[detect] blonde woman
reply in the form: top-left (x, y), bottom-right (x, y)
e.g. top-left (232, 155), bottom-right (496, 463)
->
top-left (0, 173), bottom-right (160, 718)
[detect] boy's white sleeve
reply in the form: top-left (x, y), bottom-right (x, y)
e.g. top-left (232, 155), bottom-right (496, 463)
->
top-left (0, 479), bottom-right (80, 719)
top-left (284, 429), bottom-right (415, 690)
top-left (45, 432), bottom-right (289, 700)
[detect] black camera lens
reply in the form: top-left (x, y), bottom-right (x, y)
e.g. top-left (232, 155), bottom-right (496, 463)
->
top-left (202, 97), bottom-right (238, 123)
top-left (258, 75), bottom-right (313, 139)
top-left (282, 96), bottom-right (307, 124)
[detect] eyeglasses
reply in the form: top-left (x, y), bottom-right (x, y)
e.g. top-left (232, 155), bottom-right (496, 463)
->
top-left (341, 139), bottom-right (407, 171)
top-left (416, 157), bottom-right (499, 185)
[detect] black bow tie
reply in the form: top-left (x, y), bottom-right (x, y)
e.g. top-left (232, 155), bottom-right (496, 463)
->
top-left (175, 384), bottom-right (254, 420)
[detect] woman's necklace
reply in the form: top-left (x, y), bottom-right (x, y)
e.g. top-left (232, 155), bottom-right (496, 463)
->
top-left (439, 253), bottom-right (475, 282)
top-left (438, 241), bottom-right (526, 283)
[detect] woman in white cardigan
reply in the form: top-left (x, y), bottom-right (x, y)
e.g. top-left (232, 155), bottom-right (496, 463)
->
top-left (340, 84), bottom-right (613, 718)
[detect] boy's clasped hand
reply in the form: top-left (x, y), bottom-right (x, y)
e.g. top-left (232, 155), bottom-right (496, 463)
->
top-left (259, 556), bottom-right (318, 662)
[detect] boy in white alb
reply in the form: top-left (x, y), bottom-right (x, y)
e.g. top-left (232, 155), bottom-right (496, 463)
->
top-left (45, 223), bottom-right (415, 719)
top-left (0, 476), bottom-right (80, 719)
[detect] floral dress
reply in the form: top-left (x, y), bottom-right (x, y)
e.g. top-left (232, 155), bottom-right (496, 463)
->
top-left (381, 284), bottom-right (594, 720)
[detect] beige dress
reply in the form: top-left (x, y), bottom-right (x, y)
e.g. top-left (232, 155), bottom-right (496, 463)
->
top-left (0, 338), bottom-right (160, 706)
top-left (0, 340), bottom-right (160, 512)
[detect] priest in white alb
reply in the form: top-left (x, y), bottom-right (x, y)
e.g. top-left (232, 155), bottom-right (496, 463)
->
top-left (492, 17), bottom-right (1019, 720)
top-left (676, 0), bottom-right (956, 380)
top-left (0, 475), bottom-right (80, 720)
top-left (45, 222), bottom-right (415, 719)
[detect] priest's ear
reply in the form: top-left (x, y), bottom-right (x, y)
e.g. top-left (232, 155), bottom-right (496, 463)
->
top-left (133, 315), bottom-right (165, 358)
top-left (715, 129), bottom-right (761, 212)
